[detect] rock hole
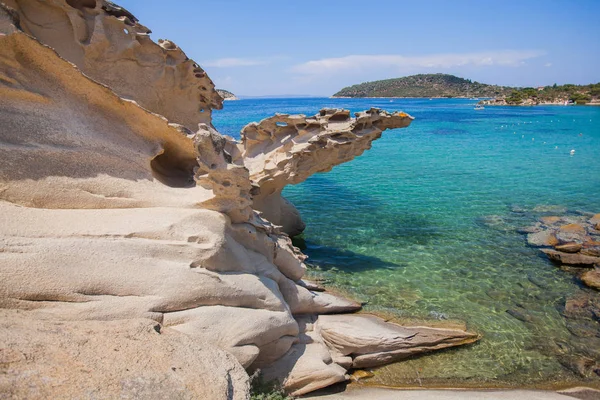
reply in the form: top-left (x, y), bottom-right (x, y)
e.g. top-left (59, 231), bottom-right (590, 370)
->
top-left (199, 108), bottom-right (205, 113)
top-left (328, 113), bottom-right (350, 122)
top-left (66, 0), bottom-right (96, 10)
top-left (195, 73), bottom-right (204, 78)
top-left (123, 28), bottom-right (129, 35)
top-left (222, 181), bottom-right (231, 187)
top-left (276, 122), bottom-right (288, 127)
top-left (150, 146), bottom-right (197, 188)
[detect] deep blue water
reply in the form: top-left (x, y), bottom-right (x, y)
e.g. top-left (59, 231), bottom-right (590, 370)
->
top-left (213, 98), bottom-right (600, 388)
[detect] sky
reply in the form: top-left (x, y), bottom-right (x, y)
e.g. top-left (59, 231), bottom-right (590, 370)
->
top-left (118, 0), bottom-right (600, 97)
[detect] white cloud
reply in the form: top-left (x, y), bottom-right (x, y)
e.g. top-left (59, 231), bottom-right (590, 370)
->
top-left (292, 50), bottom-right (546, 75)
top-left (202, 57), bottom-right (268, 68)
top-left (544, 62), bottom-right (553, 67)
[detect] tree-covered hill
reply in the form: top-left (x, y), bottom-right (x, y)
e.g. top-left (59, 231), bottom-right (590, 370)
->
top-left (333, 74), bottom-right (511, 98)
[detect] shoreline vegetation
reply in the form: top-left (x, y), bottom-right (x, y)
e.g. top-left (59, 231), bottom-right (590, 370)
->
top-left (332, 73), bottom-right (600, 106)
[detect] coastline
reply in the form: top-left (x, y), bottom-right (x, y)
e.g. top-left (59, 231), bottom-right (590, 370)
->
top-left (331, 96), bottom-right (600, 106)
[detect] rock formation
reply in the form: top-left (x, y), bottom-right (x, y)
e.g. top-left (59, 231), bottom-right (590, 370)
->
top-left (2, 0), bottom-right (222, 131)
top-left (0, 1), bottom-right (476, 398)
top-left (523, 213), bottom-right (600, 290)
top-left (238, 108), bottom-right (413, 235)
top-left (517, 212), bottom-right (600, 379)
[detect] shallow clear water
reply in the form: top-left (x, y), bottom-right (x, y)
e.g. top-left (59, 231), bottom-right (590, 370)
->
top-left (213, 98), bottom-right (600, 388)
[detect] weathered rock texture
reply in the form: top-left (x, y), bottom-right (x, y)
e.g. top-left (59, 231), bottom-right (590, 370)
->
top-left (0, 310), bottom-right (250, 400)
top-left (0, 1), bottom-right (475, 397)
top-left (238, 108), bottom-right (414, 235)
top-left (2, 0), bottom-right (221, 131)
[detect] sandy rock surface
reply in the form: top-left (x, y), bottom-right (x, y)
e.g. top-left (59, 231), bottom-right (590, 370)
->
top-left (0, 310), bottom-right (249, 400)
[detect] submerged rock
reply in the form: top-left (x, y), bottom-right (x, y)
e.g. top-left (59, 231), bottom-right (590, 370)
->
top-left (582, 269), bottom-right (600, 290)
top-left (527, 231), bottom-right (559, 247)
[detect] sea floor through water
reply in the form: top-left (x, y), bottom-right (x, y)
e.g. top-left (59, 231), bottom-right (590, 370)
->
top-left (213, 98), bottom-right (600, 389)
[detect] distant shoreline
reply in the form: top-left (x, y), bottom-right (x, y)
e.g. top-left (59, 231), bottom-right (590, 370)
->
top-left (330, 96), bottom-right (489, 99)
top-left (330, 96), bottom-right (600, 105)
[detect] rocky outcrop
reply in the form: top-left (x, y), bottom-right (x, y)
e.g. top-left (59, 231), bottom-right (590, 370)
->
top-left (0, 1), bottom-right (475, 397)
top-left (2, 0), bottom-right (221, 131)
top-left (261, 314), bottom-right (478, 396)
top-left (238, 108), bottom-right (413, 235)
top-left (522, 214), bottom-right (600, 289)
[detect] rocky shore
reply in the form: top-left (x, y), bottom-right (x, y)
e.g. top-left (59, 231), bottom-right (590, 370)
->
top-left (517, 212), bottom-right (600, 379)
top-left (522, 213), bottom-right (600, 290)
top-left (0, 1), bottom-right (480, 398)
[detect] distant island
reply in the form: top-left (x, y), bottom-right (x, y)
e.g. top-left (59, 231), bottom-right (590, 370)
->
top-left (216, 89), bottom-right (238, 101)
top-left (333, 73), bottom-right (600, 105)
top-left (333, 74), bottom-right (511, 98)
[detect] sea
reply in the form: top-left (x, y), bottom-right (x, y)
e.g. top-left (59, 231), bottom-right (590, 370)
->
top-left (213, 98), bottom-right (600, 389)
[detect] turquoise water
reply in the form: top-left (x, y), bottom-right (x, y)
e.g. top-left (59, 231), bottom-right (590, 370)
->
top-left (213, 98), bottom-right (600, 388)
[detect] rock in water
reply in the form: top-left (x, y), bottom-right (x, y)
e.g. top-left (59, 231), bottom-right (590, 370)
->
top-left (527, 231), bottom-right (559, 247)
top-left (261, 314), bottom-right (478, 396)
top-left (316, 314), bottom-right (479, 369)
top-left (238, 108), bottom-right (413, 236)
top-left (542, 249), bottom-right (600, 266)
top-left (582, 269), bottom-right (600, 290)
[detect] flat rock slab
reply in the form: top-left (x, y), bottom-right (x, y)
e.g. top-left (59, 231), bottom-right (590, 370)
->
top-left (316, 314), bottom-right (479, 369)
top-left (302, 387), bottom-right (579, 400)
top-left (542, 249), bottom-right (600, 266)
top-left (555, 243), bottom-right (583, 253)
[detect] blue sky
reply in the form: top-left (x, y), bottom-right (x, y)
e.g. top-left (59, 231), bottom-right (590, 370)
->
top-left (118, 0), bottom-right (599, 96)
